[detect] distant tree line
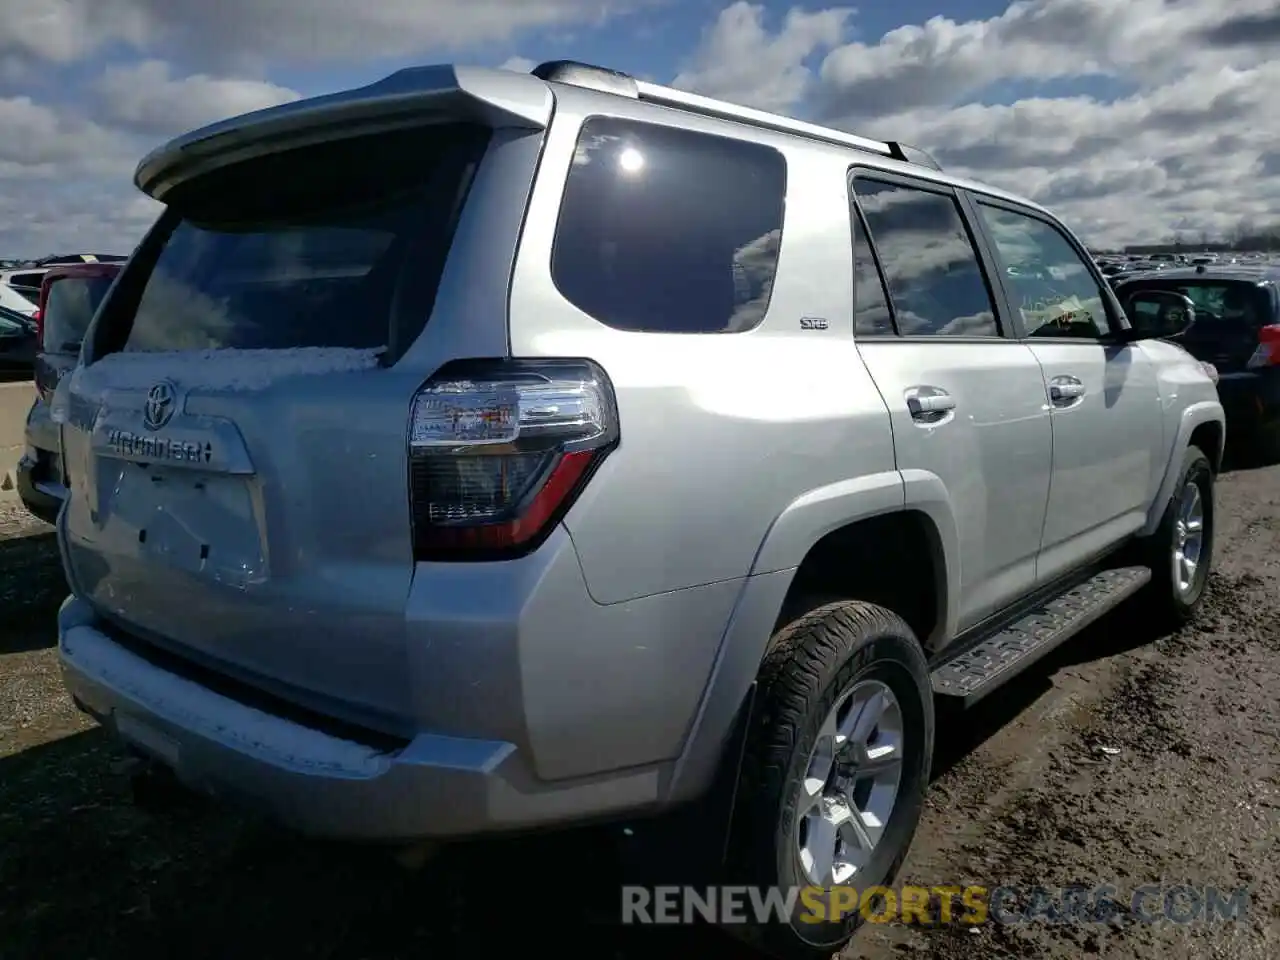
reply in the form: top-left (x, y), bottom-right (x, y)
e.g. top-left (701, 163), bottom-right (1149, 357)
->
top-left (1096, 218), bottom-right (1280, 255)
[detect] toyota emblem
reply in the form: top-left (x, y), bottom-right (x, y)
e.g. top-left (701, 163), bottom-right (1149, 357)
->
top-left (143, 380), bottom-right (178, 431)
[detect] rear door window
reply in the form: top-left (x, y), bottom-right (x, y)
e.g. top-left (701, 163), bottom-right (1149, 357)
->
top-left (852, 177), bottom-right (1000, 337)
top-left (551, 116), bottom-right (786, 334)
top-left (105, 123), bottom-right (490, 354)
top-left (851, 203), bottom-right (894, 336)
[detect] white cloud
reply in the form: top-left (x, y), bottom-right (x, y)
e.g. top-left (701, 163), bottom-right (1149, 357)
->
top-left (13, 0), bottom-right (658, 70)
top-left (673, 0), bottom-right (1280, 247)
top-left (0, 97), bottom-right (135, 175)
top-left (815, 0), bottom-right (1278, 119)
top-left (498, 56), bottom-right (538, 73)
top-left (0, 0), bottom-right (153, 72)
top-left (0, 184), bottom-right (159, 258)
top-left (0, 0), bottom-right (660, 256)
top-left (0, 59), bottom-right (296, 256)
top-left (97, 61), bottom-right (301, 137)
top-left (4, 0), bottom-right (1280, 256)
top-left (675, 2), bottom-right (853, 112)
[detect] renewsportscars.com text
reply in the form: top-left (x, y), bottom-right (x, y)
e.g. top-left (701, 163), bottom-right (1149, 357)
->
top-left (621, 883), bottom-right (1249, 926)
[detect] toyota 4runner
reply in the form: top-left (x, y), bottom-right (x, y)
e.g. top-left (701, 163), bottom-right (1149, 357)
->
top-left (52, 60), bottom-right (1225, 958)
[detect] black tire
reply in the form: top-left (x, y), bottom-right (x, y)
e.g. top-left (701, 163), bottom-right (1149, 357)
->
top-left (724, 601), bottom-right (933, 959)
top-left (1134, 445), bottom-right (1214, 629)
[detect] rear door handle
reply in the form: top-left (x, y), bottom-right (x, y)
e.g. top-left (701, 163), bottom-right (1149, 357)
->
top-left (905, 386), bottom-right (956, 424)
top-left (1048, 375), bottom-right (1086, 407)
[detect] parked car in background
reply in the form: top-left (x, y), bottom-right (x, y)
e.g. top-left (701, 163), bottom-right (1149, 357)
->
top-left (1115, 265), bottom-right (1280, 460)
top-left (0, 267), bottom-right (50, 306)
top-left (29, 253), bottom-right (129, 266)
top-left (16, 262), bottom-right (121, 523)
top-left (0, 305), bottom-right (37, 371)
top-left (0, 282), bottom-right (38, 316)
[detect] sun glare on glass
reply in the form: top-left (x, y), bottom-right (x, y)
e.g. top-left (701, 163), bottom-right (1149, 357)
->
top-left (618, 147), bottom-right (645, 173)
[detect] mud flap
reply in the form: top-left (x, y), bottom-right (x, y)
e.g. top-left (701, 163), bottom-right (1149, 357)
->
top-left (613, 683), bottom-right (757, 887)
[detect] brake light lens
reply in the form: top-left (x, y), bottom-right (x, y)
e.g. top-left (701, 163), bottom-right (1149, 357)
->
top-left (408, 359), bottom-right (618, 560)
top-left (1247, 325), bottom-right (1280, 369)
top-left (31, 308), bottom-right (42, 347)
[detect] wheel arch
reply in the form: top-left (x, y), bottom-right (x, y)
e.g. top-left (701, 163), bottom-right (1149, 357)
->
top-left (666, 472), bottom-right (959, 804)
top-left (1142, 401), bottom-right (1225, 537)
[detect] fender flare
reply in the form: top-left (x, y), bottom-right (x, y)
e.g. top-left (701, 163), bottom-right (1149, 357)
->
top-left (749, 467), bottom-right (962, 646)
top-left (1140, 400), bottom-right (1226, 537)
top-left (749, 470), bottom-right (905, 574)
top-left (667, 470), bottom-right (961, 802)
top-left (898, 469), bottom-right (963, 644)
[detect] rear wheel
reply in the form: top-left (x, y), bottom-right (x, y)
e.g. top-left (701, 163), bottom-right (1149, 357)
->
top-left (725, 601), bottom-right (933, 959)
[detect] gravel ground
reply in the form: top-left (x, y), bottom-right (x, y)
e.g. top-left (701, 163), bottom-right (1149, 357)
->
top-left (1, 463), bottom-right (1278, 959)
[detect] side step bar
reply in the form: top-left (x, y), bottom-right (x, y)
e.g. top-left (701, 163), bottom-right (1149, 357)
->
top-left (931, 566), bottom-right (1152, 707)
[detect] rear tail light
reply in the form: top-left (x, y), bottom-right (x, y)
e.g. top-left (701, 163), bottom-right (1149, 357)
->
top-left (32, 308), bottom-right (42, 347)
top-left (408, 359), bottom-right (618, 560)
top-left (1247, 324), bottom-right (1280, 369)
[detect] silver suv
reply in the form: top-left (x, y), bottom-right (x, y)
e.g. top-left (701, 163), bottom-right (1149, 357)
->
top-left (53, 60), bottom-right (1224, 957)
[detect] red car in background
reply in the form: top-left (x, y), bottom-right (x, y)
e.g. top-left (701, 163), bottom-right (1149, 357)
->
top-left (17, 262), bottom-right (122, 523)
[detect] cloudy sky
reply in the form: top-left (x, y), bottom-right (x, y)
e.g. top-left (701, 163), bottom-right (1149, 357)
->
top-left (4, 0), bottom-right (1279, 256)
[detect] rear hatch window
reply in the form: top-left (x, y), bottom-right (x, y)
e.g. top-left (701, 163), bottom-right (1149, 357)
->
top-left (96, 122), bottom-right (490, 358)
top-left (42, 275), bottom-right (116, 353)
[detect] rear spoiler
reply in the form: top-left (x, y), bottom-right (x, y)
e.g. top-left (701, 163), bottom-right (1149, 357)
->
top-left (134, 65), bottom-right (554, 202)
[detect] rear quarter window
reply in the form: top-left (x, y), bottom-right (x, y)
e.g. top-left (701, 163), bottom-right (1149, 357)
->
top-left (551, 116), bottom-right (786, 334)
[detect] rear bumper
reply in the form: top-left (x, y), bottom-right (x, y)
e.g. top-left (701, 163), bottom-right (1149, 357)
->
top-left (58, 592), bottom-right (671, 840)
top-left (24, 392), bottom-right (59, 452)
top-left (17, 395), bottom-right (65, 524)
top-left (15, 452), bottom-right (64, 525)
top-left (54, 503), bottom-right (770, 841)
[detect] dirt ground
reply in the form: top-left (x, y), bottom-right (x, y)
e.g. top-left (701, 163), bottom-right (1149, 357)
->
top-left (2, 461), bottom-right (1278, 959)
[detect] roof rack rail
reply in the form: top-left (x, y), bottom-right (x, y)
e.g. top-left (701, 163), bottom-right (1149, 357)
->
top-left (531, 59), bottom-right (941, 170)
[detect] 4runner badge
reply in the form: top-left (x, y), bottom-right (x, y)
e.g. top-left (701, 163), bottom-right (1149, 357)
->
top-left (143, 380), bottom-right (178, 431)
top-left (105, 429), bottom-right (212, 464)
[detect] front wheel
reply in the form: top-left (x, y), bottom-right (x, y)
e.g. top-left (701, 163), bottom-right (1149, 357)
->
top-left (725, 601), bottom-right (934, 959)
top-left (1135, 445), bottom-right (1214, 628)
